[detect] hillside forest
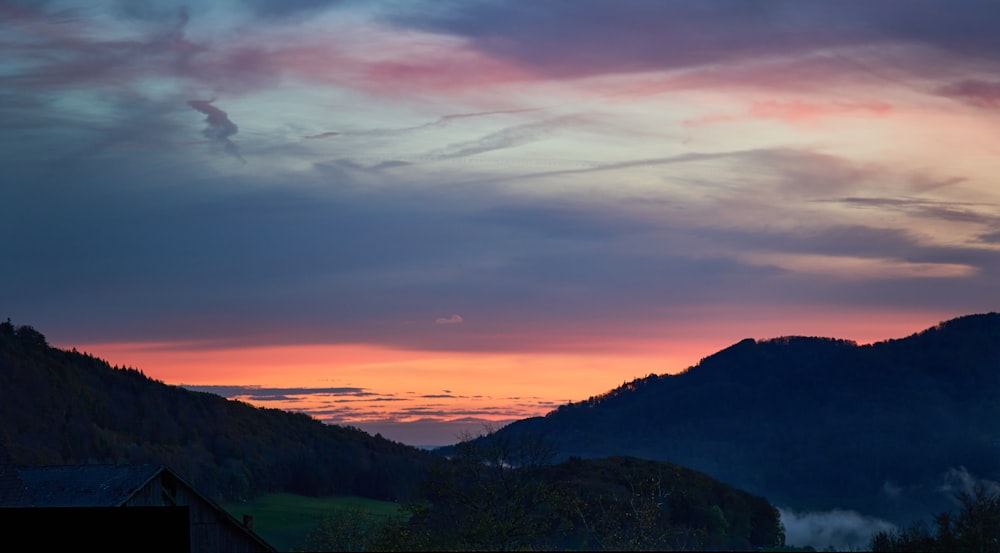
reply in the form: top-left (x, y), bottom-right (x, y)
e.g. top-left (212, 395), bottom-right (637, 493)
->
top-left (0, 319), bottom-right (787, 550)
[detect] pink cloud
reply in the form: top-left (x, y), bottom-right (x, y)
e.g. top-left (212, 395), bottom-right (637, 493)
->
top-left (7, 3), bottom-right (1000, 113)
top-left (265, 32), bottom-right (535, 97)
top-left (3, 6), bottom-right (538, 101)
top-left (938, 79), bottom-right (1000, 109)
top-left (749, 100), bottom-right (893, 124)
top-left (360, 55), bottom-right (532, 94)
top-left (0, 6), bottom-right (909, 115)
top-left (435, 314), bottom-right (464, 325)
top-left (682, 113), bottom-right (740, 128)
top-left (683, 99), bottom-right (892, 130)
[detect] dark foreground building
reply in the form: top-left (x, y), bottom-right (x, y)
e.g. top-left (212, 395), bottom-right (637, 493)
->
top-left (0, 460), bottom-right (274, 553)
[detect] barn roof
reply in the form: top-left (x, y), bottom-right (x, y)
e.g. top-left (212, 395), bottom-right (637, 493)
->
top-left (13, 464), bottom-right (164, 507)
top-left (1, 462), bottom-right (276, 551)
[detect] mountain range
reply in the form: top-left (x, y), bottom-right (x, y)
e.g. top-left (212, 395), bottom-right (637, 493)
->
top-left (4, 312), bottom-right (999, 546)
top-left (466, 312), bottom-right (1000, 526)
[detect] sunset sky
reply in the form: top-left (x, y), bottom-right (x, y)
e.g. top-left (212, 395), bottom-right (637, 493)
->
top-left (4, 0), bottom-right (1000, 445)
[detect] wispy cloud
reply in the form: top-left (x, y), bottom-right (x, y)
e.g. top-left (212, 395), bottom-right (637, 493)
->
top-left (303, 131), bottom-right (340, 140)
top-left (182, 384), bottom-right (375, 398)
top-left (187, 99), bottom-right (244, 163)
top-left (301, 109), bottom-right (541, 144)
top-left (427, 116), bottom-right (579, 160)
top-left (177, 378), bottom-right (559, 445)
top-left (435, 314), bottom-right (464, 325)
top-left (835, 196), bottom-right (1000, 225)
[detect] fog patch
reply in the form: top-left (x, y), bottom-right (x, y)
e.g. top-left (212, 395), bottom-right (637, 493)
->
top-left (881, 480), bottom-right (904, 499)
top-left (939, 466), bottom-right (1000, 499)
top-left (780, 508), bottom-right (896, 551)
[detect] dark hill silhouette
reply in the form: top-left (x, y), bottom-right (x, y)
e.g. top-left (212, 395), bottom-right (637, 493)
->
top-left (331, 426), bottom-right (787, 551)
top-left (465, 313), bottom-right (1000, 525)
top-left (0, 320), bottom-right (434, 502)
top-left (0, 319), bottom-right (791, 550)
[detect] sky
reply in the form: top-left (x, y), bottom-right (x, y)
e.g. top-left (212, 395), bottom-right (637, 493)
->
top-left (3, 0), bottom-right (1000, 445)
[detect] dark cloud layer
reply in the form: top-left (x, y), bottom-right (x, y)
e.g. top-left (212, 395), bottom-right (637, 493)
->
top-left (241, 0), bottom-right (347, 18)
top-left (3, 140), bottom-right (996, 350)
top-left (395, 0), bottom-right (1000, 78)
top-left (1, 0), bottom-right (998, 357)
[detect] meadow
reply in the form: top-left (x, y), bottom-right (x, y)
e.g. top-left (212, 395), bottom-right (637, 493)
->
top-left (223, 493), bottom-right (405, 552)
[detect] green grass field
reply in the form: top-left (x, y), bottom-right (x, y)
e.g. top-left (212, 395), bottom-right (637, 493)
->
top-left (223, 493), bottom-right (405, 552)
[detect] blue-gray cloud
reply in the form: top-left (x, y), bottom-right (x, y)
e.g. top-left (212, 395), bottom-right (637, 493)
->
top-left (978, 231), bottom-right (1000, 244)
top-left (427, 116), bottom-right (579, 160)
top-left (2, 0), bottom-right (998, 357)
top-left (3, 140), bottom-right (997, 352)
top-left (392, 0), bottom-right (1000, 78)
top-left (188, 99), bottom-right (244, 163)
top-left (240, 0), bottom-right (349, 18)
top-left (475, 204), bottom-right (654, 241)
top-left (835, 196), bottom-right (1000, 225)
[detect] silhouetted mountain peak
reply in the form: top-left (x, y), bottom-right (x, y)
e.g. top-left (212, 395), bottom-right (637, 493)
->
top-left (688, 337), bottom-right (756, 369)
top-left (759, 335), bottom-right (858, 347)
top-left (894, 312), bottom-right (1000, 345)
top-left (686, 334), bottom-right (860, 383)
top-left (488, 312), bottom-right (1000, 525)
top-left (862, 312), bottom-right (1000, 379)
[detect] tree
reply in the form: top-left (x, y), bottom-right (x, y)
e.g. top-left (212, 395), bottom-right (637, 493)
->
top-left (565, 459), bottom-right (694, 550)
top-left (396, 441), bottom-right (786, 551)
top-left (871, 485), bottom-right (1000, 552)
top-left (296, 505), bottom-right (408, 552)
top-left (407, 426), bottom-right (567, 551)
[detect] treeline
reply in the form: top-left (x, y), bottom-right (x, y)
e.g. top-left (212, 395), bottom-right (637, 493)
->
top-left (301, 432), bottom-right (786, 551)
top-left (0, 320), bottom-right (434, 502)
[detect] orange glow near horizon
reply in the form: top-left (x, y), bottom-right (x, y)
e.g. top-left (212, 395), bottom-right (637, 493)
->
top-left (59, 306), bottom-right (959, 436)
top-left (62, 341), bottom-right (711, 421)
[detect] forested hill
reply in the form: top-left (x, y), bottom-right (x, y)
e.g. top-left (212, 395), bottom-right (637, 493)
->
top-left (477, 312), bottom-right (1000, 525)
top-left (0, 320), bottom-right (434, 502)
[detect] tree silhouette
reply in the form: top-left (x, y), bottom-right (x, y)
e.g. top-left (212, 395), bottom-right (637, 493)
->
top-left (871, 486), bottom-right (1000, 552)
